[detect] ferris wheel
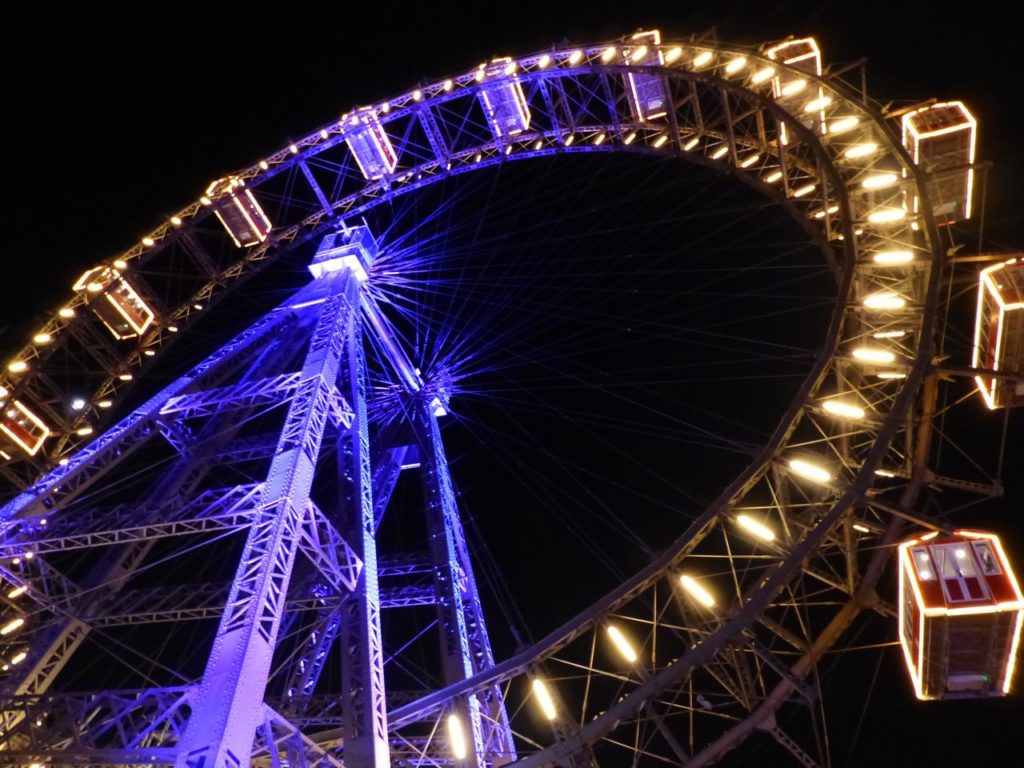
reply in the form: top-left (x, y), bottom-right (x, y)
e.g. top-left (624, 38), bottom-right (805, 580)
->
top-left (0, 29), bottom-right (1019, 767)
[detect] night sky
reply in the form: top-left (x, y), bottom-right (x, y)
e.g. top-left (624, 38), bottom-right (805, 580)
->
top-left (3, 1), bottom-right (1023, 764)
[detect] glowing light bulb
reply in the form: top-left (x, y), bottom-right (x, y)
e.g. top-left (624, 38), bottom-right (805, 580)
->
top-left (601, 46), bottom-right (617, 63)
top-left (447, 715), bottom-right (467, 760)
top-left (828, 116), bottom-right (859, 135)
top-left (873, 250), bottom-right (914, 265)
top-left (113, 259), bottom-right (128, 269)
top-left (751, 66), bottom-right (775, 84)
top-left (740, 153), bottom-right (761, 168)
top-left (537, 56), bottom-right (551, 70)
top-left (725, 56), bottom-right (747, 74)
top-left (1, 618), bottom-right (24, 636)
top-left (98, 400), bottom-right (112, 408)
top-left (10, 651), bottom-right (26, 665)
top-left (289, 144), bottom-right (299, 154)
top-left (853, 523), bottom-right (871, 533)
top-left (863, 292), bottom-right (906, 310)
top-left (852, 347), bottom-right (896, 364)
top-left (788, 458), bottom-right (833, 485)
top-left (683, 136), bottom-right (700, 151)
top-left (680, 574), bottom-right (716, 607)
top-left (32, 333), bottom-right (51, 345)
top-left (630, 45), bottom-right (648, 62)
top-left (594, 132), bottom-right (606, 145)
top-left (822, 399), bottom-right (866, 420)
top-left (412, 89), bottom-right (422, 101)
top-left (319, 129), bottom-right (329, 139)
top-left (803, 96), bottom-right (832, 113)
top-left (7, 361), bottom-right (27, 373)
top-left (141, 237), bottom-right (155, 247)
top-left (70, 398), bottom-right (86, 411)
top-left (735, 514), bottom-right (776, 541)
top-left (7, 586), bottom-right (27, 599)
top-left (862, 172), bottom-right (899, 190)
top-left (606, 624), bottom-right (638, 662)
top-left (873, 330), bottom-right (906, 339)
top-left (692, 50), bottom-right (713, 68)
top-left (623, 131), bottom-right (637, 145)
top-left (567, 50), bottom-right (583, 65)
top-left (710, 145), bottom-right (729, 160)
top-left (118, 373), bottom-right (133, 381)
top-left (532, 678), bottom-right (558, 720)
top-left (844, 142), bottom-right (878, 159)
top-left (780, 79), bottom-right (807, 97)
top-left (867, 207), bottom-right (906, 224)
top-left (652, 134), bottom-right (668, 148)
top-left (664, 46), bottom-right (682, 64)
top-left (75, 426), bottom-right (94, 437)
top-left (59, 307), bottom-right (75, 318)
top-left (792, 183), bottom-right (816, 198)
top-left (764, 170), bottom-right (783, 183)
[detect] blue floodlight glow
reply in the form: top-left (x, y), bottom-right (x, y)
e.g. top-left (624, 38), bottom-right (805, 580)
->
top-left (478, 58), bottom-right (531, 139)
top-left (309, 226), bottom-right (379, 281)
top-left (345, 109), bottom-right (398, 181)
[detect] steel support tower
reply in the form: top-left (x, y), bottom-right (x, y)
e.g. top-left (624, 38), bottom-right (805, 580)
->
top-left (0, 228), bottom-right (515, 767)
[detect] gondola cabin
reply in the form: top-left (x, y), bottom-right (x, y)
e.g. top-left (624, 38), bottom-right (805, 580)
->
top-left (898, 530), bottom-right (1023, 700)
top-left (72, 266), bottom-right (155, 340)
top-left (766, 38), bottom-right (825, 142)
top-left (973, 257), bottom-right (1024, 409)
top-left (204, 176), bottom-right (273, 247)
top-left (624, 30), bottom-right (669, 123)
top-left (0, 386), bottom-right (50, 456)
top-left (901, 101), bottom-right (977, 223)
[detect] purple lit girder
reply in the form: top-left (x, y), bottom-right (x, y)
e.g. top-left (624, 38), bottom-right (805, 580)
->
top-left (335, 274), bottom-right (391, 768)
top-left (0, 306), bottom-right (302, 734)
top-left (415, 401), bottom-right (517, 767)
top-left (175, 273), bottom-right (363, 767)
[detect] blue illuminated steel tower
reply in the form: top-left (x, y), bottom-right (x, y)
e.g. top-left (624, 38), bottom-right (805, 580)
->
top-left (0, 227), bottom-right (515, 768)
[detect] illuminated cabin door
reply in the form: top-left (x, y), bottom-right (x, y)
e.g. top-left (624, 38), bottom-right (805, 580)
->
top-left (932, 542), bottom-right (989, 603)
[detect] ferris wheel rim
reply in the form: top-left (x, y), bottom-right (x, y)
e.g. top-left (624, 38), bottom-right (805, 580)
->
top-left (0, 33), bottom-right (950, 766)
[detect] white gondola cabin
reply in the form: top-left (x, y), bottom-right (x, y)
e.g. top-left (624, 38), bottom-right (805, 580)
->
top-left (902, 101), bottom-right (977, 223)
top-left (477, 58), bottom-right (531, 140)
top-left (345, 108), bottom-right (398, 181)
top-left (766, 38), bottom-right (825, 142)
top-left (0, 387), bottom-right (50, 456)
top-left (204, 177), bottom-right (273, 247)
top-left (624, 30), bottom-right (669, 123)
top-left (898, 530), bottom-right (1023, 700)
top-left (72, 266), bottom-right (155, 340)
top-left (973, 257), bottom-right (1024, 409)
